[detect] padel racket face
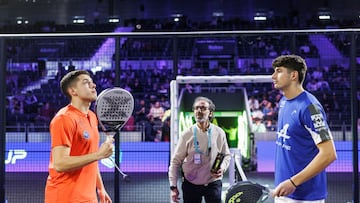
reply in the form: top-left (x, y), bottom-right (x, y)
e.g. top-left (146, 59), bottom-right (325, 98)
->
top-left (95, 87), bottom-right (134, 132)
top-left (225, 181), bottom-right (269, 203)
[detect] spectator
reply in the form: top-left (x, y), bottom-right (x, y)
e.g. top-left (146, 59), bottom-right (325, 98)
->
top-left (134, 99), bottom-right (149, 126)
top-left (131, 78), bottom-right (144, 93)
top-left (5, 97), bottom-right (15, 125)
top-left (9, 97), bottom-right (24, 116)
top-left (98, 71), bottom-right (112, 90)
top-left (318, 92), bottom-right (331, 116)
top-left (143, 77), bottom-right (153, 93)
top-left (306, 78), bottom-right (319, 92)
top-left (259, 93), bottom-right (270, 110)
top-left (311, 67), bottom-right (323, 80)
top-left (316, 77), bottom-right (331, 92)
top-left (158, 84), bottom-right (168, 95)
top-left (251, 110), bottom-right (266, 133)
top-left (147, 101), bottom-right (165, 122)
top-left (35, 101), bottom-right (56, 124)
top-left (262, 100), bottom-right (275, 128)
top-left (161, 117), bottom-right (171, 142)
top-left (299, 42), bottom-right (310, 55)
top-left (218, 65), bottom-right (228, 75)
top-left (123, 78), bottom-right (132, 92)
top-left (249, 58), bottom-right (261, 73)
top-left (148, 100), bottom-right (165, 136)
top-left (281, 47), bottom-right (291, 55)
top-left (123, 114), bottom-right (136, 131)
top-left (103, 78), bottom-right (113, 89)
top-left (272, 92), bottom-right (282, 121)
top-left (248, 95), bottom-right (260, 112)
top-left (23, 90), bottom-right (38, 115)
top-left (144, 115), bottom-right (158, 142)
top-left (159, 95), bottom-right (170, 110)
top-left (329, 92), bottom-right (340, 112)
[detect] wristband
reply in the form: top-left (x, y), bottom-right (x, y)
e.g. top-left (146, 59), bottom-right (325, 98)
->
top-left (289, 178), bottom-right (297, 188)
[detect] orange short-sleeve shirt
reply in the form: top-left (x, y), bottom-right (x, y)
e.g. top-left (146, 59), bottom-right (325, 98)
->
top-left (45, 105), bottom-right (100, 203)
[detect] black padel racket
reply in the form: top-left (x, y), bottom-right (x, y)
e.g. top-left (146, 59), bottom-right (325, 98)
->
top-left (225, 180), bottom-right (270, 203)
top-left (95, 87), bottom-right (134, 181)
top-left (225, 153), bottom-right (271, 203)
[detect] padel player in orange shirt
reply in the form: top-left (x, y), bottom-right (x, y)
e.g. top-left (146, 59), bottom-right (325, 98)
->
top-left (45, 70), bottom-right (114, 203)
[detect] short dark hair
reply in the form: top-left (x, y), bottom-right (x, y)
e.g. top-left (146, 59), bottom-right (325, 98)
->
top-left (272, 54), bottom-right (307, 84)
top-left (60, 70), bottom-right (90, 100)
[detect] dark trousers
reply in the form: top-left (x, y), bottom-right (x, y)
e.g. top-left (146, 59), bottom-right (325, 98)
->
top-left (182, 178), bottom-right (222, 203)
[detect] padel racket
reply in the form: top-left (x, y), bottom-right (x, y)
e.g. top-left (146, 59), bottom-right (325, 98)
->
top-left (225, 153), bottom-right (271, 203)
top-left (95, 87), bottom-right (134, 181)
top-left (96, 87), bottom-right (134, 135)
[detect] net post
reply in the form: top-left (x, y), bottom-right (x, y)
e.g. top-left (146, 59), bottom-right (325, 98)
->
top-left (114, 130), bottom-right (120, 203)
top-left (229, 148), bottom-right (243, 185)
top-left (0, 37), bottom-right (6, 203)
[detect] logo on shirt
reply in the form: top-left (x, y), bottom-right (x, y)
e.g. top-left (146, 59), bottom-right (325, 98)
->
top-left (83, 131), bottom-right (90, 139)
top-left (311, 113), bottom-right (326, 131)
top-left (277, 124), bottom-right (290, 142)
top-left (276, 124), bottom-right (291, 150)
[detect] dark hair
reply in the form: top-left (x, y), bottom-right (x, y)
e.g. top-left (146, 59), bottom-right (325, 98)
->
top-left (272, 54), bottom-right (307, 84)
top-left (193, 96), bottom-right (216, 121)
top-left (60, 70), bottom-right (90, 100)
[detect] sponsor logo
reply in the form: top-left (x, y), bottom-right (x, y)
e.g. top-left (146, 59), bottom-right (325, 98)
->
top-left (5, 149), bottom-right (27, 164)
top-left (83, 131), bottom-right (90, 139)
top-left (276, 124), bottom-right (291, 150)
top-left (311, 113), bottom-right (326, 130)
top-left (228, 191), bottom-right (244, 203)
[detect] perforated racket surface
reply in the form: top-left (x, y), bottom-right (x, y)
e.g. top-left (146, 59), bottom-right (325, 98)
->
top-left (95, 87), bottom-right (134, 132)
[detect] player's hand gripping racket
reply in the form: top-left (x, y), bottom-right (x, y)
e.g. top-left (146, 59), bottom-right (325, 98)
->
top-left (225, 153), bottom-right (271, 203)
top-left (95, 87), bottom-right (134, 181)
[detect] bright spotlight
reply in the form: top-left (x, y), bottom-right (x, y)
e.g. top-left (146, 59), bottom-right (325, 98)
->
top-left (108, 16), bottom-right (120, 23)
top-left (72, 16), bottom-right (86, 24)
top-left (254, 11), bottom-right (267, 21)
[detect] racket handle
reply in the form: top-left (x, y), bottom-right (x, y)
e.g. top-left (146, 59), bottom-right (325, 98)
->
top-left (106, 135), bottom-right (114, 143)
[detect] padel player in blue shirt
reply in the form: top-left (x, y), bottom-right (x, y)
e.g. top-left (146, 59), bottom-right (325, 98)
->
top-left (271, 55), bottom-right (337, 203)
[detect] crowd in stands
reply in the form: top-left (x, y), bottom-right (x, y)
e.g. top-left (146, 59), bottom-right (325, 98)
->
top-left (2, 15), bottom-right (359, 61)
top-left (5, 56), bottom-right (356, 141)
top-left (3, 17), bottom-right (359, 140)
